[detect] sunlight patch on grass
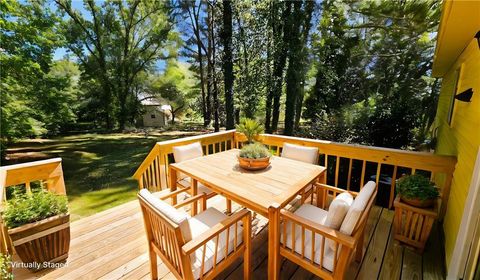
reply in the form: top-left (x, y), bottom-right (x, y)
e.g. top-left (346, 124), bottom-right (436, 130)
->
top-left (72, 151), bottom-right (102, 161)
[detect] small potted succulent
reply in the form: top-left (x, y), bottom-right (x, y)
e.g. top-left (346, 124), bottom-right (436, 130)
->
top-left (396, 174), bottom-right (439, 208)
top-left (236, 118), bottom-right (271, 170)
top-left (237, 142), bottom-right (272, 170)
top-left (2, 189), bottom-right (70, 270)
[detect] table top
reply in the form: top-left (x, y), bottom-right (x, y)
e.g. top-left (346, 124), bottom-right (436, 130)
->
top-left (170, 149), bottom-right (326, 215)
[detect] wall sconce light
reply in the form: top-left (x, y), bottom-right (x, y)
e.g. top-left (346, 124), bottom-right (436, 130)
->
top-left (455, 88), bottom-right (474, 102)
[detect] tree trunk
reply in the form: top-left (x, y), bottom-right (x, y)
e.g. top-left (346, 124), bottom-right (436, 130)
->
top-left (294, 1), bottom-right (314, 130)
top-left (284, 1), bottom-right (302, 136)
top-left (270, 2), bottom-right (292, 133)
top-left (222, 0), bottom-right (234, 129)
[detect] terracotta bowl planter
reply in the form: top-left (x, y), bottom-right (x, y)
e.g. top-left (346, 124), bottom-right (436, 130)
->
top-left (400, 196), bottom-right (434, 208)
top-left (237, 156), bottom-right (271, 171)
top-left (8, 213), bottom-right (70, 270)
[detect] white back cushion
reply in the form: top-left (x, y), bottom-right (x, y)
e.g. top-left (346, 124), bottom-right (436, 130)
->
top-left (139, 189), bottom-right (190, 225)
top-left (339, 181), bottom-right (376, 235)
top-left (281, 143), bottom-right (319, 164)
top-left (173, 142), bottom-right (203, 163)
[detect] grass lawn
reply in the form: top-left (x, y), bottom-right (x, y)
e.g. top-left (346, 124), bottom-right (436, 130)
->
top-left (4, 130), bottom-right (202, 221)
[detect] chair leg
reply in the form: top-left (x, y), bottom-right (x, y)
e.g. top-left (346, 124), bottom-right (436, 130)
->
top-left (149, 247), bottom-right (158, 280)
top-left (226, 199), bottom-right (232, 214)
top-left (355, 231), bottom-right (364, 262)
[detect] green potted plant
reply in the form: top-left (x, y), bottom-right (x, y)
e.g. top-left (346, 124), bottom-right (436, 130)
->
top-left (396, 174), bottom-right (439, 208)
top-left (237, 142), bottom-right (272, 170)
top-left (2, 189), bottom-right (70, 270)
top-left (236, 118), bottom-right (264, 144)
top-left (235, 118), bottom-right (271, 170)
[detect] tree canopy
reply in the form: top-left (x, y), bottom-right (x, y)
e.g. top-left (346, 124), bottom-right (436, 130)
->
top-left (1, 0), bottom-right (443, 154)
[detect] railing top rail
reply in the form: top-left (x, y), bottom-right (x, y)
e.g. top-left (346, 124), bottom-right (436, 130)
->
top-left (132, 130), bottom-right (236, 180)
top-left (155, 129), bottom-right (236, 147)
top-left (257, 133), bottom-right (457, 173)
top-left (0, 158), bottom-right (62, 171)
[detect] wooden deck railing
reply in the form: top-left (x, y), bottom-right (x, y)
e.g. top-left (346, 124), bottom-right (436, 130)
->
top-left (133, 130), bottom-right (456, 218)
top-left (0, 158), bottom-right (67, 255)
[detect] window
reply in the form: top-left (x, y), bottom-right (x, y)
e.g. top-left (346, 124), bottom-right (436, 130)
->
top-left (151, 114), bottom-right (156, 119)
top-left (447, 66), bottom-right (463, 126)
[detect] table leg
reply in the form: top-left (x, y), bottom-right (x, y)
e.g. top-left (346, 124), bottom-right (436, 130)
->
top-left (268, 203), bottom-right (281, 280)
top-left (169, 167), bottom-right (177, 205)
top-left (191, 179), bottom-right (198, 216)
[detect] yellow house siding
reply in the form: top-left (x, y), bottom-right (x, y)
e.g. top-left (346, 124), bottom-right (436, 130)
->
top-left (434, 38), bottom-right (480, 266)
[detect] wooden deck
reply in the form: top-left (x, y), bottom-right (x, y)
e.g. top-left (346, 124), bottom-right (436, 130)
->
top-left (13, 194), bottom-right (445, 280)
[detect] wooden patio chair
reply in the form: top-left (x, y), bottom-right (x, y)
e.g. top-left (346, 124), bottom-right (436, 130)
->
top-left (278, 181), bottom-right (377, 280)
top-left (281, 142), bottom-right (320, 203)
top-left (138, 188), bottom-right (251, 280)
top-left (173, 142), bottom-right (232, 212)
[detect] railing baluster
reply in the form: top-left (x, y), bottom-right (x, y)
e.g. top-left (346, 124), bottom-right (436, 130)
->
top-left (360, 160), bottom-right (366, 188)
top-left (347, 158), bottom-right (353, 191)
top-left (335, 156), bottom-right (340, 187)
top-left (389, 166), bottom-right (398, 209)
top-left (376, 163), bottom-right (382, 187)
top-left (25, 181), bottom-right (31, 194)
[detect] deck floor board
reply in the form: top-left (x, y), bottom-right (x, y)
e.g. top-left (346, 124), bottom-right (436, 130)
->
top-left (12, 193), bottom-right (444, 280)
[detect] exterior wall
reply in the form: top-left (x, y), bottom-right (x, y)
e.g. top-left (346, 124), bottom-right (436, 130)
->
top-left (142, 106), bottom-right (166, 127)
top-left (434, 38), bottom-right (480, 265)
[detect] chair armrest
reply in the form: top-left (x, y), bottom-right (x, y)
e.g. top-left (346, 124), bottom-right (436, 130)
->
top-left (314, 183), bottom-right (358, 197)
top-left (182, 208), bottom-right (251, 255)
top-left (174, 193), bottom-right (207, 211)
top-left (280, 209), bottom-right (356, 249)
top-left (157, 186), bottom-right (191, 201)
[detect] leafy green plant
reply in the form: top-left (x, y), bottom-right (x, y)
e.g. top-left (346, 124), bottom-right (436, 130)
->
top-left (239, 143), bottom-right (271, 159)
top-left (2, 190), bottom-right (68, 229)
top-left (0, 253), bottom-right (13, 280)
top-left (396, 174), bottom-right (439, 201)
top-left (236, 118), bottom-right (264, 144)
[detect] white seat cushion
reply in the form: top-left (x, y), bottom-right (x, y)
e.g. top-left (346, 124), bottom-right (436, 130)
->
top-left (139, 189), bottom-right (191, 225)
top-left (281, 204), bottom-right (337, 271)
top-left (340, 181), bottom-right (376, 235)
top-left (173, 142), bottom-right (204, 163)
top-left (186, 208), bottom-right (243, 279)
top-left (281, 143), bottom-right (319, 164)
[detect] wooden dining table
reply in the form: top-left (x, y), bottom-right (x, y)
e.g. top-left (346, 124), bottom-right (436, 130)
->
top-left (169, 148), bottom-right (326, 280)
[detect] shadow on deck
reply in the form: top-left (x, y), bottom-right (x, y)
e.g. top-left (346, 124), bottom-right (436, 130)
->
top-left (13, 193), bottom-right (445, 280)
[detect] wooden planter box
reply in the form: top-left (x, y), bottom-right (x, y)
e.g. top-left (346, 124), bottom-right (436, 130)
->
top-left (8, 214), bottom-right (70, 270)
top-left (393, 196), bottom-right (437, 253)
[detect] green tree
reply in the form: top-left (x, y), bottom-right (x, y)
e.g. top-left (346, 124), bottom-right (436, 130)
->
top-left (56, 0), bottom-right (173, 130)
top-left (221, 0), bottom-right (234, 129)
top-left (1, 0), bottom-right (75, 158)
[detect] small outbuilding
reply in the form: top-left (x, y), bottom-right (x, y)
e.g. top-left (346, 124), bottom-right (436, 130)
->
top-left (139, 98), bottom-right (170, 127)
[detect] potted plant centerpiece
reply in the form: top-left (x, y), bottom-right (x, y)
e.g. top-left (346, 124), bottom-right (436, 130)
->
top-left (2, 189), bottom-right (70, 270)
top-left (396, 174), bottom-right (439, 208)
top-left (236, 118), bottom-right (271, 170)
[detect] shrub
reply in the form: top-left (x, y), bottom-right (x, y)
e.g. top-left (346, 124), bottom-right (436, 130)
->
top-left (0, 253), bottom-right (13, 280)
top-left (239, 143), bottom-right (271, 159)
top-left (236, 118), bottom-right (264, 144)
top-left (2, 190), bottom-right (68, 228)
top-left (396, 174), bottom-right (439, 201)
